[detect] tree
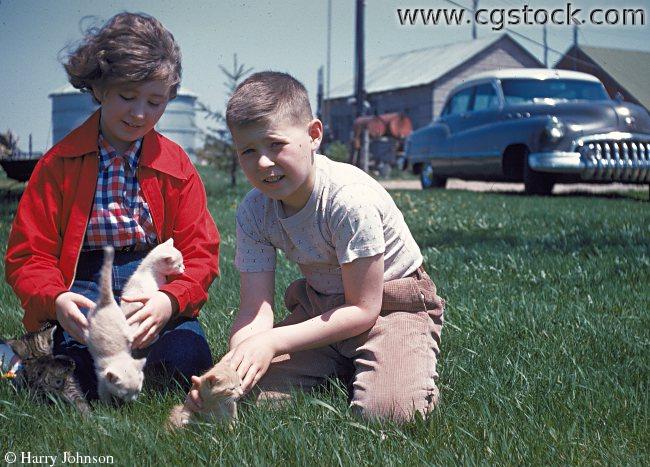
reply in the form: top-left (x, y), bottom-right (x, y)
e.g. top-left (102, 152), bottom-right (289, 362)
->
top-left (196, 55), bottom-right (252, 186)
top-left (0, 130), bottom-right (19, 159)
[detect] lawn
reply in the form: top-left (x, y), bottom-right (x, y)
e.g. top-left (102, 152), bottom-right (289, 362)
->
top-left (0, 168), bottom-right (648, 465)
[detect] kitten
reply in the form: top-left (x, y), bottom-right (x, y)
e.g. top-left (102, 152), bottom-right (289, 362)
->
top-left (86, 246), bottom-right (146, 403)
top-left (2, 324), bottom-right (90, 416)
top-left (167, 361), bottom-right (243, 430)
top-left (19, 355), bottom-right (90, 416)
top-left (121, 238), bottom-right (185, 320)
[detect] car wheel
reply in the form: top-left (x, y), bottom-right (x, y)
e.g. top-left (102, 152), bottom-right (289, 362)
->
top-left (524, 153), bottom-right (554, 195)
top-left (420, 164), bottom-right (447, 189)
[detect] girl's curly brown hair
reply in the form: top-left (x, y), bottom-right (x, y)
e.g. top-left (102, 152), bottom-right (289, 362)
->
top-left (64, 12), bottom-right (182, 102)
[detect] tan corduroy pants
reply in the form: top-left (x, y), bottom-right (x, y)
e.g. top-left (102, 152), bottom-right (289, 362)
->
top-left (256, 266), bottom-right (445, 422)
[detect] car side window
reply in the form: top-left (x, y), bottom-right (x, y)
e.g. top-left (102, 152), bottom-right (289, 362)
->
top-left (447, 88), bottom-right (474, 115)
top-left (472, 83), bottom-right (499, 111)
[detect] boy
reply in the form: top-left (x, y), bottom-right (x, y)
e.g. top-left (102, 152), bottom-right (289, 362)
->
top-left (203, 71), bottom-right (443, 422)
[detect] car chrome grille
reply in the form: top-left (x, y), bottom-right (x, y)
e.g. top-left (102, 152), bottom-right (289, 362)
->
top-left (577, 137), bottom-right (650, 182)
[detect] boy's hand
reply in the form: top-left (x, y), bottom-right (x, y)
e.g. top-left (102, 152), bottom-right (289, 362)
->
top-left (223, 333), bottom-right (277, 394)
top-left (123, 291), bottom-right (177, 349)
top-left (55, 292), bottom-right (94, 344)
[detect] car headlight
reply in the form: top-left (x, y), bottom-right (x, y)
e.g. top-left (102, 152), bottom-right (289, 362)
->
top-left (544, 116), bottom-right (565, 142)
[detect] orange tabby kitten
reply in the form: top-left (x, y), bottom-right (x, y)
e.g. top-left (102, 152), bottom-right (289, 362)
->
top-left (167, 361), bottom-right (243, 429)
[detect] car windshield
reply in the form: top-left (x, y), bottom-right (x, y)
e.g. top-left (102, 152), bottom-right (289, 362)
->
top-left (501, 79), bottom-right (609, 104)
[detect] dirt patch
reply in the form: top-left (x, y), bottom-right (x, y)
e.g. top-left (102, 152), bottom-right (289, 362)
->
top-left (380, 178), bottom-right (649, 194)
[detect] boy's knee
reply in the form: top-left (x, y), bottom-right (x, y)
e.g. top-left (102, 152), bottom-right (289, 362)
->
top-left (350, 386), bottom-right (439, 423)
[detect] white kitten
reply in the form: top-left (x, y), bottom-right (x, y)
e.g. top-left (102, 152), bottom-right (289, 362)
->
top-left (121, 238), bottom-right (185, 321)
top-left (86, 247), bottom-right (146, 403)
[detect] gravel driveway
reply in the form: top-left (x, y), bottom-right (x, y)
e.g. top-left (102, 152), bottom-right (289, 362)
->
top-left (380, 179), bottom-right (648, 194)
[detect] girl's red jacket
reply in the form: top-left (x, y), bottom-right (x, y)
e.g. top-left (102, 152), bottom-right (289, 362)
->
top-left (5, 111), bottom-right (220, 331)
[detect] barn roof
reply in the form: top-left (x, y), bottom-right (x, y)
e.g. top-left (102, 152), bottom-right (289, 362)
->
top-left (328, 34), bottom-right (537, 99)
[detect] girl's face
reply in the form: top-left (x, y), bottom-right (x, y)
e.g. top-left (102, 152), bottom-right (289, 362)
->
top-left (93, 80), bottom-right (170, 153)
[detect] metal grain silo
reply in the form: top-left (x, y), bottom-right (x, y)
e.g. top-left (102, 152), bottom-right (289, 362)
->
top-left (49, 84), bottom-right (99, 145)
top-left (156, 88), bottom-right (198, 159)
top-left (49, 85), bottom-right (198, 160)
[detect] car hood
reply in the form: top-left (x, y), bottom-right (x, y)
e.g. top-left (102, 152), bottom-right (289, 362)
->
top-left (526, 101), bottom-right (650, 135)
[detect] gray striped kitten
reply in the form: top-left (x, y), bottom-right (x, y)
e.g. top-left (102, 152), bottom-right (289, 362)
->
top-left (5, 324), bottom-right (90, 416)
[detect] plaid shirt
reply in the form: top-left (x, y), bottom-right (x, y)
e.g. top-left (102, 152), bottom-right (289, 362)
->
top-left (82, 134), bottom-right (158, 250)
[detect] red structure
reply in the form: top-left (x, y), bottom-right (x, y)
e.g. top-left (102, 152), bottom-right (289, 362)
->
top-left (351, 113), bottom-right (413, 176)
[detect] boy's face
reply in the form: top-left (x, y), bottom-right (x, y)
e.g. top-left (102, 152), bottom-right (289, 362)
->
top-left (93, 80), bottom-right (170, 153)
top-left (232, 117), bottom-right (323, 214)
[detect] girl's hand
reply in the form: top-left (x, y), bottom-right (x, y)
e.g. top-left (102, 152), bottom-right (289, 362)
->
top-left (54, 292), bottom-right (94, 344)
top-left (222, 333), bottom-right (277, 394)
top-left (123, 291), bottom-right (177, 349)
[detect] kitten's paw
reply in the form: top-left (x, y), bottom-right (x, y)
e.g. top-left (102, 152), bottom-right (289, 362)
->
top-left (166, 405), bottom-right (191, 430)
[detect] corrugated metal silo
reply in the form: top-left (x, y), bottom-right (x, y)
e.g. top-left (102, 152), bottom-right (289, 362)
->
top-left (156, 88), bottom-right (198, 159)
top-left (49, 84), bottom-right (99, 145)
top-left (49, 85), bottom-right (198, 160)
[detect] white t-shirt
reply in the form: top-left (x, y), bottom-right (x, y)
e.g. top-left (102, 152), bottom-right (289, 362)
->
top-left (235, 154), bottom-right (422, 295)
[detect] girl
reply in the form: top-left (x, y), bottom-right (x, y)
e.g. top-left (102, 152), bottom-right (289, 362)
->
top-left (5, 12), bottom-right (219, 399)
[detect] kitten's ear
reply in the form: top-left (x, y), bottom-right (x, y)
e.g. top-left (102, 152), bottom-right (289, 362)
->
top-left (205, 374), bottom-right (218, 386)
top-left (43, 325), bottom-right (57, 347)
top-left (135, 358), bottom-right (147, 371)
top-left (105, 370), bottom-right (118, 384)
top-left (164, 238), bottom-right (174, 247)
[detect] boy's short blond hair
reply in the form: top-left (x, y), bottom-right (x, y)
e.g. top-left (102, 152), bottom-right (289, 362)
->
top-left (226, 71), bottom-right (313, 130)
top-left (64, 12), bottom-right (182, 102)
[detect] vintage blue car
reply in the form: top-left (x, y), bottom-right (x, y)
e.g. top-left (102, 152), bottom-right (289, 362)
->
top-left (405, 69), bottom-right (650, 194)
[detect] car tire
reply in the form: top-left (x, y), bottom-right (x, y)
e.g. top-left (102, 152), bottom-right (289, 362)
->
top-left (524, 152), bottom-right (554, 195)
top-left (420, 164), bottom-right (447, 189)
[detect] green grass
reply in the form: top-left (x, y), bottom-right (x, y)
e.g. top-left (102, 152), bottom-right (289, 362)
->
top-left (1, 168), bottom-right (648, 465)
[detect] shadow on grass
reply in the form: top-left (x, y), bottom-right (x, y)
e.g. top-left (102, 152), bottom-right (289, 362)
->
top-left (447, 189), bottom-right (648, 202)
top-left (416, 228), bottom-right (641, 254)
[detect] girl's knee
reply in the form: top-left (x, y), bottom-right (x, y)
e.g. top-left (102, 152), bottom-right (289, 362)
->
top-left (146, 329), bottom-right (213, 380)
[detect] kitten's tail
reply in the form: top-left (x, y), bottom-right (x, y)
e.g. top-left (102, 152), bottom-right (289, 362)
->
top-left (96, 246), bottom-right (116, 309)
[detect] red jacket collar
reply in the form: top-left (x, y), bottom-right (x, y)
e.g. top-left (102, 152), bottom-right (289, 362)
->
top-left (49, 109), bottom-right (188, 180)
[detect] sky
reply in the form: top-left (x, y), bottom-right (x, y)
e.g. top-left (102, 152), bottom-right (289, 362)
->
top-left (1, 0), bottom-right (648, 152)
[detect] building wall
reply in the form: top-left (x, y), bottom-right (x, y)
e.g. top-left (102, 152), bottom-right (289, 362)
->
top-left (325, 98), bottom-right (355, 143)
top-left (433, 39), bottom-right (542, 117)
top-left (369, 85), bottom-right (434, 131)
top-left (325, 86), bottom-right (433, 145)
